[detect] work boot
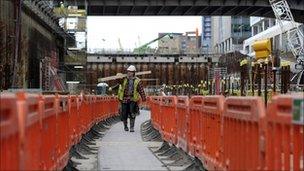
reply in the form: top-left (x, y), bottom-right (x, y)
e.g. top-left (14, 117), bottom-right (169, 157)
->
top-left (123, 120), bottom-right (129, 131)
top-left (130, 118), bottom-right (135, 132)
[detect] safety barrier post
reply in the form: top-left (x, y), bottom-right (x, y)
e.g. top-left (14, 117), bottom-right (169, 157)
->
top-left (188, 96), bottom-right (204, 158)
top-left (40, 95), bottom-right (57, 170)
top-left (68, 95), bottom-right (79, 145)
top-left (265, 94), bottom-right (304, 171)
top-left (150, 96), bottom-right (160, 131)
top-left (95, 96), bottom-right (102, 122)
top-left (0, 93), bottom-right (24, 170)
top-left (21, 93), bottom-right (43, 170)
top-left (91, 95), bottom-right (98, 124)
top-left (55, 94), bottom-right (70, 170)
top-left (149, 96), bottom-right (154, 127)
top-left (78, 94), bottom-right (84, 135)
top-left (176, 96), bottom-right (189, 152)
top-left (79, 95), bottom-right (89, 135)
top-left (103, 96), bottom-right (109, 119)
top-left (223, 97), bottom-right (265, 170)
top-left (200, 95), bottom-right (225, 170)
top-left (160, 96), bottom-right (177, 144)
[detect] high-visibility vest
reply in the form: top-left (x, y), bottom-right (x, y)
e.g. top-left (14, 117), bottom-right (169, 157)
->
top-left (118, 77), bottom-right (140, 102)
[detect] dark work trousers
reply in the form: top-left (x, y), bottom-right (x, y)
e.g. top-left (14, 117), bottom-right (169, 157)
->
top-left (121, 101), bottom-right (139, 121)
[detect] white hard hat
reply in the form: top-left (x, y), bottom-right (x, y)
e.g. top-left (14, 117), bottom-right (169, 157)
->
top-left (127, 65), bottom-right (136, 72)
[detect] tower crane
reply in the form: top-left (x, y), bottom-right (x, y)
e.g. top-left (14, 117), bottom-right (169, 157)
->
top-left (269, 0), bottom-right (304, 88)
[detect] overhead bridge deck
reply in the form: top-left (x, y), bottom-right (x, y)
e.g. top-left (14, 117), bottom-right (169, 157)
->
top-left (55, 0), bottom-right (304, 22)
top-left (0, 92), bottom-right (303, 170)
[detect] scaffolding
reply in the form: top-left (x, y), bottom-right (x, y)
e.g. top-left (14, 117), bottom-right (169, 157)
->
top-left (269, 0), bottom-right (304, 88)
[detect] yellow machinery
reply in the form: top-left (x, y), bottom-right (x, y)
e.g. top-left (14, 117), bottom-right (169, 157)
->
top-left (252, 39), bottom-right (272, 60)
top-left (251, 39), bottom-right (272, 104)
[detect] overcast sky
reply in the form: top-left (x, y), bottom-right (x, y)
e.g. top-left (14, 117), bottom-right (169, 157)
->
top-left (87, 16), bottom-right (202, 51)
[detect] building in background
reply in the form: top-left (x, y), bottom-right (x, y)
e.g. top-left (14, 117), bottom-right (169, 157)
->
top-left (157, 33), bottom-right (183, 54)
top-left (201, 16), bottom-right (212, 54)
top-left (0, 1), bottom-right (66, 90)
top-left (54, 5), bottom-right (88, 92)
top-left (157, 31), bottom-right (201, 55)
top-left (243, 17), bottom-right (303, 61)
top-left (181, 31), bottom-right (201, 54)
top-left (211, 16), bottom-right (251, 54)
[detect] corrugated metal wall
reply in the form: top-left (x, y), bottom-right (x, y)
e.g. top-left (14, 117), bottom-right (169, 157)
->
top-left (0, 1), bottom-right (64, 90)
top-left (86, 62), bottom-right (208, 88)
top-left (0, 0), bottom-right (15, 90)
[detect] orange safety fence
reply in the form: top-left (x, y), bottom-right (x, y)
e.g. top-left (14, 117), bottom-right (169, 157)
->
top-left (79, 95), bottom-right (90, 135)
top-left (149, 96), bottom-right (155, 127)
top-left (176, 96), bottom-right (189, 152)
top-left (188, 96), bottom-right (203, 158)
top-left (157, 97), bottom-right (163, 133)
top-left (223, 97), bottom-right (265, 170)
top-left (95, 96), bottom-right (104, 122)
top-left (0, 93), bottom-right (22, 170)
top-left (56, 95), bottom-right (70, 170)
top-left (40, 95), bottom-right (57, 170)
top-left (22, 94), bottom-right (42, 170)
top-left (69, 95), bottom-right (80, 145)
top-left (0, 92), bottom-right (120, 171)
top-left (148, 95), bottom-right (303, 171)
top-left (160, 96), bottom-right (177, 145)
top-left (265, 94), bottom-right (304, 171)
top-left (104, 97), bottom-right (111, 119)
top-left (87, 95), bottom-right (95, 131)
top-left (150, 96), bottom-right (161, 131)
top-left (200, 95), bottom-right (225, 170)
top-left (91, 96), bottom-right (98, 123)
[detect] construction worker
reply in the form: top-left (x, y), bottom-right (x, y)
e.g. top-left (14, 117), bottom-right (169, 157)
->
top-left (118, 65), bottom-right (146, 132)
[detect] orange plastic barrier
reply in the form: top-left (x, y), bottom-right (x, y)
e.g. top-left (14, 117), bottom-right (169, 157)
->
top-left (150, 96), bottom-right (156, 127)
top-left (109, 96), bottom-right (119, 117)
top-left (265, 94), bottom-right (304, 171)
top-left (40, 95), bottom-right (57, 170)
top-left (23, 93), bottom-right (42, 170)
top-left (188, 96), bottom-right (204, 158)
top-left (223, 97), bottom-right (265, 170)
top-left (150, 96), bottom-right (161, 131)
top-left (79, 95), bottom-right (90, 134)
top-left (200, 95), bottom-right (225, 170)
top-left (160, 96), bottom-right (177, 144)
top-left (0, 93), bottom-right (121, 171)
top-left (147, 96), bottom-right (152, 110)
top-left (91, 95), bottom-right (98, 123)
top-left (56, 95), bottom-right (70, 170)
top-left (3, 92), bottom-right (304, 170)
top-left (69, 95), bottom-right (80, 145)
top-left (104, 97), bottom-right (111, 118)
top-left (176, 96), bottom-right (189, 152)
top-left (101, 96), bottom-right (109, 120)
top-left (95, 96), bottom-right (104, 121)
top-left (0, 93), bottom-right (22, 170)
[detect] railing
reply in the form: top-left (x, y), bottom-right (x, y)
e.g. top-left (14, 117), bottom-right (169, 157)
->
top-left (150, 94), bottom-right (304, 170)
top-left (0, 92), bottom-right (119, 170)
